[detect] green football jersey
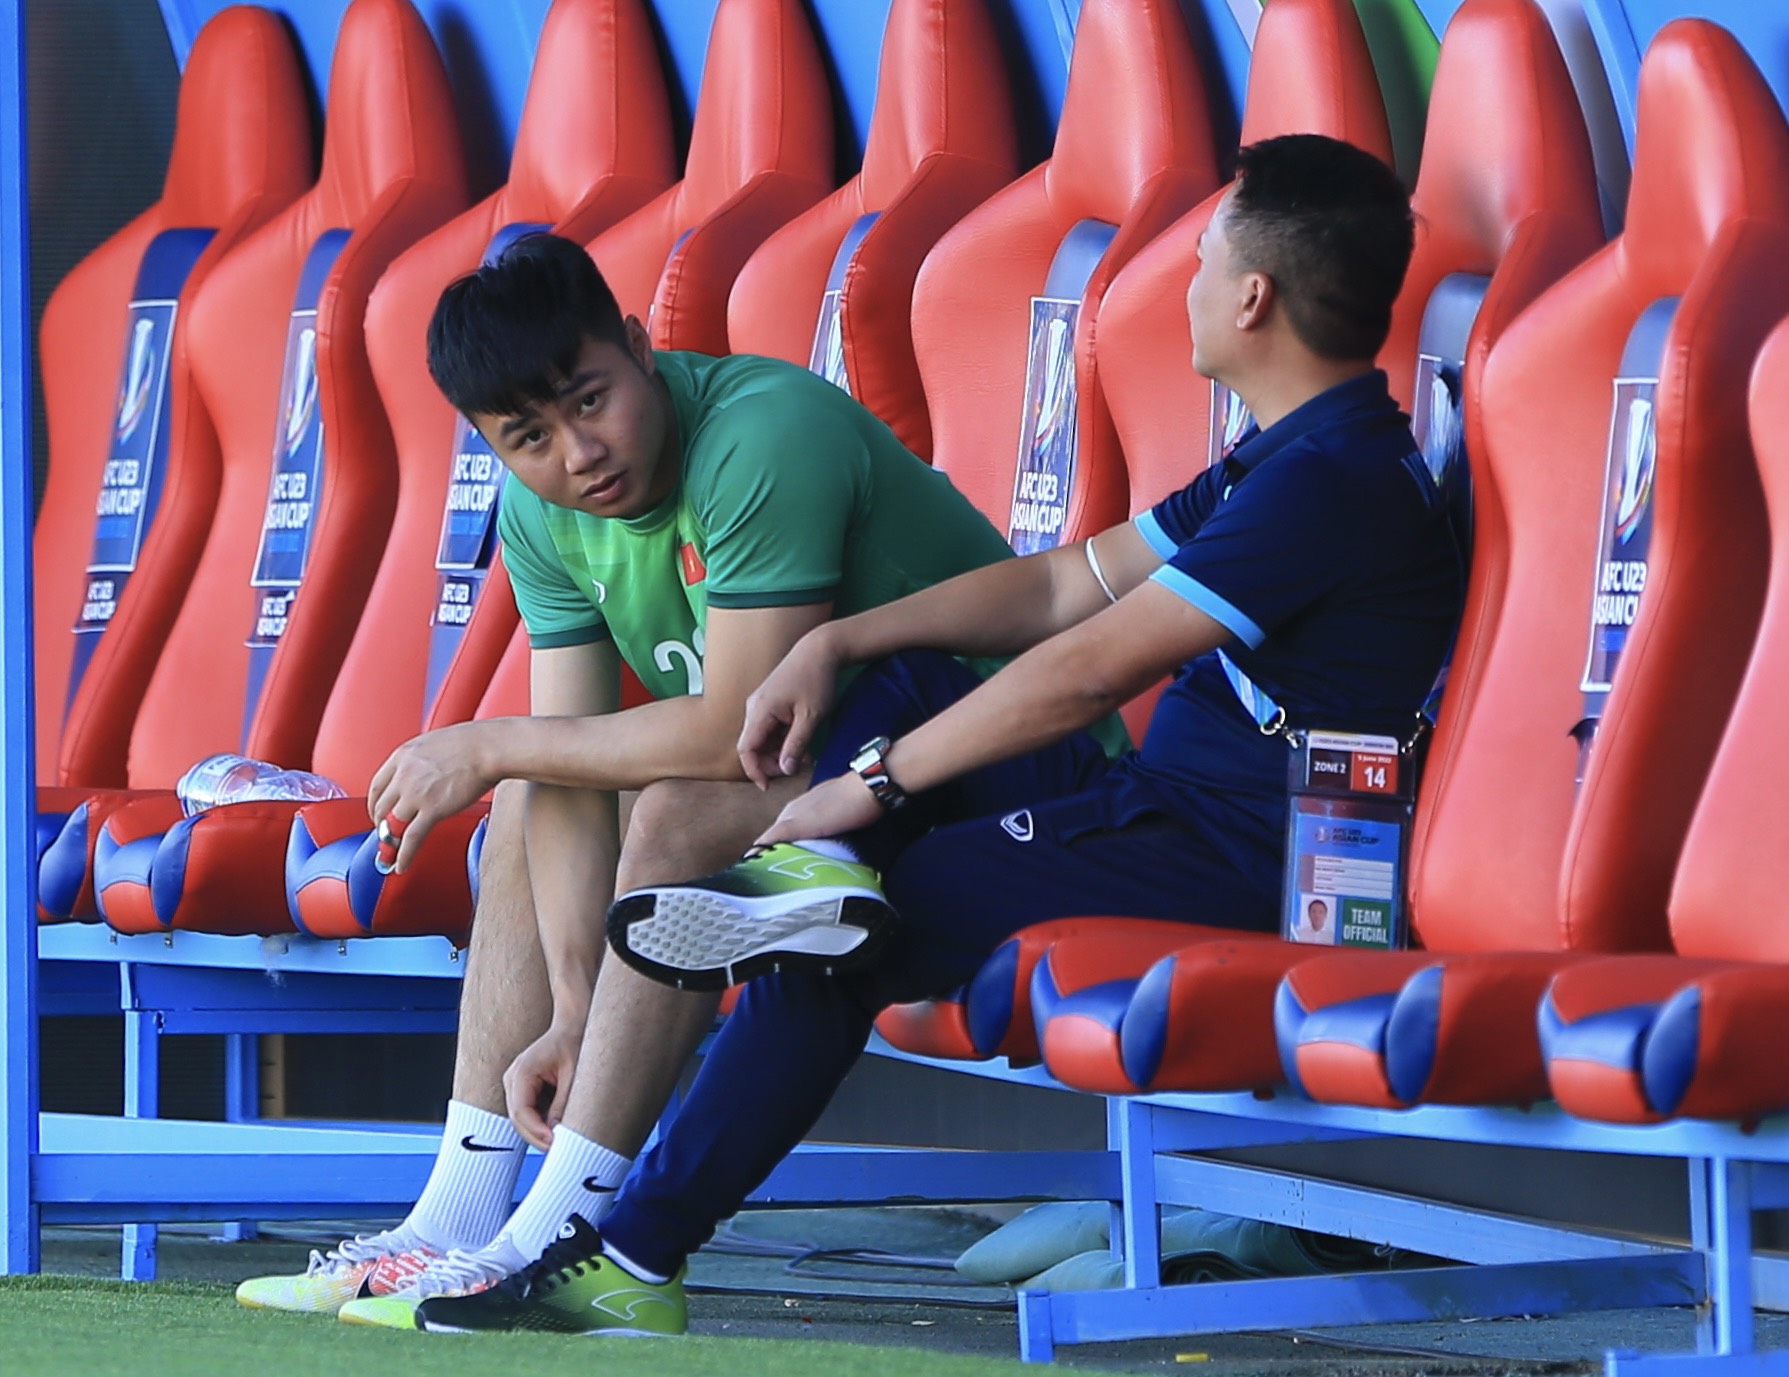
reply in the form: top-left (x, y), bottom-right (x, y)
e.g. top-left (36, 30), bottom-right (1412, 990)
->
top-left (498, 351), bottom-right (1018, 701)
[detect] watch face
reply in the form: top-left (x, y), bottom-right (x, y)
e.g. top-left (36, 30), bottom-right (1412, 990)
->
top-left (851, 737), bottom-right (888, 775)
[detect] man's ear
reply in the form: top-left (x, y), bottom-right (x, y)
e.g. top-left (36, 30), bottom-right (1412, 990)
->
top-left (624, 316), bottom-right (655, 374)
top-left (1236, 272), bottom-right (1274, 333)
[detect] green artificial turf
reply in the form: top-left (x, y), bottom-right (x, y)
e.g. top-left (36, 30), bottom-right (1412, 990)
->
top-left (0, 1275), bottom-right (1030, 1377)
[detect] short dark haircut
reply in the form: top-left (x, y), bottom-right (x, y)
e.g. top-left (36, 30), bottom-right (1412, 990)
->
top-left (427, 232), bottom-right (632, 418)
top-left (1226, 134), bottom-right (1414, 362)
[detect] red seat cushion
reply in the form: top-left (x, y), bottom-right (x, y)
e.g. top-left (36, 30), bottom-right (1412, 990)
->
top-left (875, 917), bottom-right (1231, 1062)
top-left (1038, 938), bottom-right (1324, 1095)
top-left (1278, 950), bottom-right (1589, 1109)
top-left (1540, 955), bottom-right (1737, 1123)
top-left (287, 797), bottom-right (489, 943)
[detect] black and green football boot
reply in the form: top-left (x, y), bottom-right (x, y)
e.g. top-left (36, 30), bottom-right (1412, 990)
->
top-left (415, 1214), bottom-right (686, 1336)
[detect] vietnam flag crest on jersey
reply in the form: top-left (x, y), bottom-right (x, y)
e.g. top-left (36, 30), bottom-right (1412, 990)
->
top-left (680, 541), bottom-right (706, 586)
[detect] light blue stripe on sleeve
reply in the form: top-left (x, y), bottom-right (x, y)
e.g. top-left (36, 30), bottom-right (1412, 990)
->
top-left (1134, 509), bottom-right (1178, 560)
top-left (1150, 566), bottom-right (1266, 649)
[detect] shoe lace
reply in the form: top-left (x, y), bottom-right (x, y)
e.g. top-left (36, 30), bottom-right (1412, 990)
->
top-left (304, 1228), bottom-right (412, 1277)
top-left (408, 1247), bottom-right (506, 1298)
top-left (495, 1229), bottom-right (600, 1299)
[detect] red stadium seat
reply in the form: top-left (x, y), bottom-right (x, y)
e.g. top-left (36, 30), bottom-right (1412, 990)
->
top-left (909, 0), bottom-right (1218, 546)
top-left (727, 0), bottom-right (1018, 457)
top-left (1099, 0), bottom-right (1393, 517)
top-left (142, 0), bottom-right (679, 942)
top-left (588, 0), bottom-right (834, 353)
top-left (1282, 18), bottom-right (1789, 1110)
top-left (35, 8), bottom-right (311, 792)
top-left (44, 0), bottom-right (469, 934)
top-left (1540, 318), bottom-right (1789, 1125)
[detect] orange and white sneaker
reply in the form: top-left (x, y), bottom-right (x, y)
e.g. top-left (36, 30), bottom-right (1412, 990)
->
top-left (236, 1226), bottom-right (442, 1314)
top-left (336, 1246), bottom-right (516, 1329)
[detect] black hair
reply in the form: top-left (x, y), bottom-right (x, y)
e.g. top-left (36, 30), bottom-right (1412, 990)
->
top-left (1226, 134), bottom-right (1415, 362)
top-left (426, 232), bottom-right (632, 418)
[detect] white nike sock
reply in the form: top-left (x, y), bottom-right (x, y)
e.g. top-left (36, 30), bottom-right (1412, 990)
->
top-left (490, 1127), bottom-right (632, 1262)
top-left (790, 837), bottom-right (860, 863)
top-left (401, 1100), bottom-right (526, 1252)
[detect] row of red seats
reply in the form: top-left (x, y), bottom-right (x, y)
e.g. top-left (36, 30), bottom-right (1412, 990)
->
top-left (30, 0), bottom-right (1692, 1019)
top-left (880, 16), bottom-right (1789, 1139)
top-left (29, 0), bottom-right (1259, 942)
top-left (33, 0), bottom-right (1017, 939)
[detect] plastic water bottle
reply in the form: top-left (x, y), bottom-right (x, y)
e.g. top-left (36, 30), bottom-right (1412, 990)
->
top-left (175, 752), bottom-right (348, 817)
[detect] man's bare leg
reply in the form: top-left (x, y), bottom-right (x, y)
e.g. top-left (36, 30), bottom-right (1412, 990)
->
top-left (474, 776), bottom-right (809, 1269)
top-left (234, 783), bottom-right (560, 1305)
top-left (450, 779), bottom-right (551, 1112)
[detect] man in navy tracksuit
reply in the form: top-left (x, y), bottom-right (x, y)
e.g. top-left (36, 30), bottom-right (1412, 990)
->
top-left (419, 133), bottom-right (1463, 1336)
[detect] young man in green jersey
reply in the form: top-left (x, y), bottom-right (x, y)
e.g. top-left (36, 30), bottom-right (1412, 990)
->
top-left (235, 232), bottom-right (1025, 1324)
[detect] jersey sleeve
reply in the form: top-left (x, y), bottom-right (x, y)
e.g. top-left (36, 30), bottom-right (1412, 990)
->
top-left (495, 475), bottom-right (611, 649)
top-left (1147, 447), bottom-right (1367, 649)
top-left (689, 396), bottom-right (863, 610)
top-left (1136, 466), bottom-right (1224, 556)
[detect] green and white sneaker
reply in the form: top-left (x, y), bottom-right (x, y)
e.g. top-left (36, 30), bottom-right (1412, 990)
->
top-left (415, 1215), bottom-right (686, 1336)
top-left (336, 1245), bottom-right (513, 1329)
top-left (607, 842), bottom-right (895, 991)
top-left (235, 1225), bottom-right (441, 1314)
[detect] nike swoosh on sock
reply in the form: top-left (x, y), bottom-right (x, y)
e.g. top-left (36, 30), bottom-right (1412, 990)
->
top-left (581, 1178), bottom-right (619, 1194)
top-left (460, 1135), bottom-right (515, 1153)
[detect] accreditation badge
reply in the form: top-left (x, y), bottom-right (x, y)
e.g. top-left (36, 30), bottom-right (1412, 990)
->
top-left (1282, 730), bottom-right (1416, 949)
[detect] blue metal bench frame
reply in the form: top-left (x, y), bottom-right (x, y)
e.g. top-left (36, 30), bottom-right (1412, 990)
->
top-left (24, 923), bottom-right (1789, 1376)
top-left (33, 924), bottom-right (1119, 1280)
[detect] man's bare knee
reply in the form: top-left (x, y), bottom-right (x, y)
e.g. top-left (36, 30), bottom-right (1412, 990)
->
top-left (618, 780), bottom-right (719, 890)
top-left (616, 778), bottom-right (793, 892)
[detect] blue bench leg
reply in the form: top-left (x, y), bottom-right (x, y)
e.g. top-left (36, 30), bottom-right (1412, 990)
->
top-left (1607, 1158), bottom-right (1785, 1374)
top-left (1704, 1158), bottom-right (1755, 1358)
top-left (1104, 1099), bottom-right (1124, 1275)
top-left (121, 1006), bottom-right (159, 1280)
top-left (1119, 1100), bottom-right (1161, 1290)
top-left (1018, 1288), bottom-right (1056, 1362)
top-left (216, 1033), bottom-right (259, 1243)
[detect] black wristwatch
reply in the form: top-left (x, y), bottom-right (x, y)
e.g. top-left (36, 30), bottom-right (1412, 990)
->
top-left (848, 735), bottom-right (908, 811)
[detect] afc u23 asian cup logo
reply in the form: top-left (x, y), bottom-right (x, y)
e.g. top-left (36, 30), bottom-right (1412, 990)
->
top-left (114, 317), bottom-right (157, 443)
top-left (1614, 394), bottom-right (1655, 545)
top-left (282, 326), bottom-right (320, 457)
